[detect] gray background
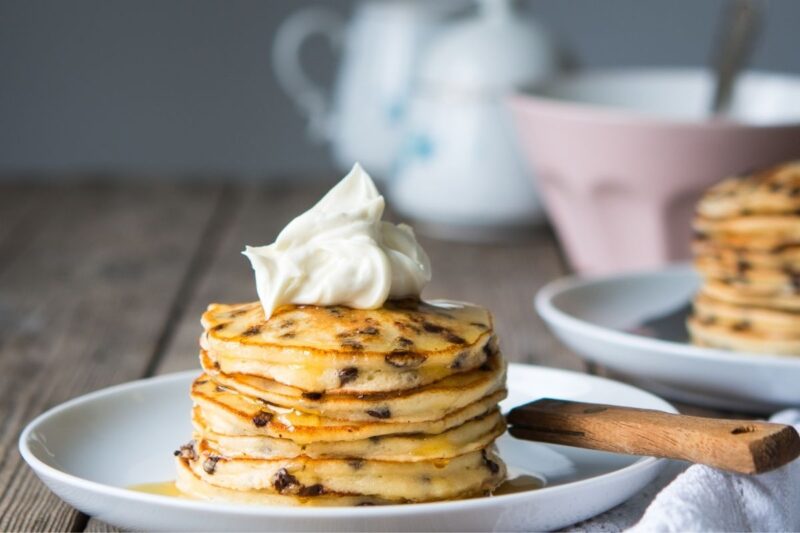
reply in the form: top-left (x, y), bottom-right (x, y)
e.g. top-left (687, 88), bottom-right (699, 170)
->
top-left (2, 0), bottom-right (799, 180)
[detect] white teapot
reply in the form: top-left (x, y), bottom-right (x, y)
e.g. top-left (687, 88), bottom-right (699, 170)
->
top-left (390, 0), bottom-right (558, 240)
top-left (273, 1), bottom-right (467, 180)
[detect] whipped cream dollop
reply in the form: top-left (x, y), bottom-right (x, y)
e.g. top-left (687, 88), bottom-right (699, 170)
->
top-left (243, 163), bottom-right (432, 318)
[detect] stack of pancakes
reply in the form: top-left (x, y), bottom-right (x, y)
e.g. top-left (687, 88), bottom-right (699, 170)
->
top-left (688, 161), bottom-right (800, 355)
top-left (175, 299), bottom-right (508, 505)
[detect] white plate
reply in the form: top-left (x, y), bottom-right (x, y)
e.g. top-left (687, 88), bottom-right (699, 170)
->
top-left (536, 264), bottom-right (800, 413)
top-left (20, 365), bottom-right (673, 532)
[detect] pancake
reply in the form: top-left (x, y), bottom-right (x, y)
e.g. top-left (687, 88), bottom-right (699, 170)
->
top-left (201, 300), bottom-right (495, 393)
top-left (692, 241), bottom-right (800, 271)
top-left (193, 408), bottom-right (506, 461)
top-left (692, 293), bottom-right (800, 338)
top-left (693, 215), bottom-right (800, 252)
top-left (184, 442), bottom-right (505, 502)
top-left (695, 161), bottom-right (800, 219)
top-left (192, 375), bottom-right (507, 445)
top-left (701, 280), bottom-right (800, 311)
top-left (200, 349), bottom-right (506, 423)
top-left (687, 315), bottom-right (800, 355)
top-left (694, 257), bottom-right (800, 295)
top-left (176, 458), bottom-right (397, 506)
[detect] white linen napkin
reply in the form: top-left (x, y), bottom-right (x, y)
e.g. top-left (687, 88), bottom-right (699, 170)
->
top-left (569, 409), bottom-right (800, 532)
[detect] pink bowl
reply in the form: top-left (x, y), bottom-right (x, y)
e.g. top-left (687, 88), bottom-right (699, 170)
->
top-left (510, 68), bottom-right (800, 275)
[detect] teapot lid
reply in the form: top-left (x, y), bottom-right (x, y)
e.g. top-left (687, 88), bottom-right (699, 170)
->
top-left (418, 0), bottom-right (556, 92)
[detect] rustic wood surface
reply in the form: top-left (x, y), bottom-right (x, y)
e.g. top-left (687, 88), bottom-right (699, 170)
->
top-left (0, 181), bottom-right (724, 532)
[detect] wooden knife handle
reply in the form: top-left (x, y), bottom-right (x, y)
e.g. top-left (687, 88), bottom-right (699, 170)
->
top-left (507, 398), bottom-right (800, 475)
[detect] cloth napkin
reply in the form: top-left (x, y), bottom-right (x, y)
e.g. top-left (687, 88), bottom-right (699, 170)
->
top-left (568, 409), bottom-right (800, 532)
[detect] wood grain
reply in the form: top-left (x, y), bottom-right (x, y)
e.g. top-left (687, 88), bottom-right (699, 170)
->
top-left (0, 183), bottom-right (223, 531)
top-left (508, 398), bottom-right (800, 474)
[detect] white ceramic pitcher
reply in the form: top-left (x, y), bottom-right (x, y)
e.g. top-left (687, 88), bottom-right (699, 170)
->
top-left (390, 0), bottom-right (558, 240)
top-left (273, 1), bottom-right (467, 180)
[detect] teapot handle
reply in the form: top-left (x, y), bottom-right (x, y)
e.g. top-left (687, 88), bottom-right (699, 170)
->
top-left (272, 6), bottom-right (345, 141)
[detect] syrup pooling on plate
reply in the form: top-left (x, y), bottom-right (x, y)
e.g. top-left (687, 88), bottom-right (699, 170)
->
top-left (128, 481), bottom-right (185, 498)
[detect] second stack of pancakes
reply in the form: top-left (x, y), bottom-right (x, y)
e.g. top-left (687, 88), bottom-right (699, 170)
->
top-left (176, 298), bottom-right (507, 505)
top-left (688, 161), bottom-right (800, 356)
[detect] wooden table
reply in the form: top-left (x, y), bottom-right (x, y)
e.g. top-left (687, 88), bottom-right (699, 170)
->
top-left (0, 181), bottom-right (721, 531)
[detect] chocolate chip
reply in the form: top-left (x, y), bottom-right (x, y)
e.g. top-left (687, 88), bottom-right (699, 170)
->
top-left (338, 366), bottom-right (359, 386)
top-left (279, 319), bottom-right (295, 329)
top-left (396, 336), bottom-right (414, 347)
top-left (273, 468), bottom-right (299, 493)
top-left (211, 323), bottom-right (226, 332)
top-left (341, 339), bottom-right (364, 351)
top-left (479, 361), bottom-right (492, 372)
top-left (394, 320), bottom-right (421, 334)
top-left (732, 321), bottom-right (751, 332)
top-left (279, 332), bottom-right (296, 339)
top-left (384, 351), bottom-right (427, 368)
top-left (366, 406), bottom-right (391, 419)
top-left (347, 458), bottom-right (364, 470)
top-left (203, 456), bottom-right (220, 475)
top-left (299, 484), bottom-right (325, 497)
top-left (357, 326), bottom-right (380, 336)
top-left (241, 325), bottom-right (262, 336)
top-left (736, 260), bottom-right (751, 274)
top-left (252, 410), bottom-right (273, 427)
top-left (174, 441), bottom-right (197, 461)
top-left (785, 269), bottom-right (800, 291)
top-left (422, 322), bottom-right (444, 333)
top-left (482, 450), bottom-right (500, 474)
top-left (450, 351), bottom-right (468, 370)
top-left (444, 331), bottom-right (466, 344)
top-left (302, 391), bottom-right (324, 401)
top-left (483, 341), bottom-right (497, 358)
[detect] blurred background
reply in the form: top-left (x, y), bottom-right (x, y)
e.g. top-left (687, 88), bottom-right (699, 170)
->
top-left (2, 0), bottom-right (799, 181)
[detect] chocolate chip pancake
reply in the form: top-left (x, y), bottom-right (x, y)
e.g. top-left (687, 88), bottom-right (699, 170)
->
top-left (692, 292), bottom-right (800, 339)
top-left (693, 215), bottom-right (800, 252)
top-left (176, 458), bottom-right (396, 506)
top-left (193, 409), bottom-right (506, 462)
top-left (201, 300), bottom-right (495, 393)
top-left (695, 161), bottom-right (800, 219)
top-left (174, 167), bottom-right (508, 506)
top-left (191, 375), bottom-right (507, 444)
top-left (692, 241), bottom-right (800, 271)
top-left (181, 442), bottom-right (505, 502)
top-left (200, 348), bottom-right (506, 423)
top-left (701, 280), bottom-right (800, 312)
top-left (689, 161), bottom-right (800, 355)
top-left (687, 314), bottom-right (800, 355)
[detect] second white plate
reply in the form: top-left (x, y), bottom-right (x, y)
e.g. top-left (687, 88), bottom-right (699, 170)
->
top-left (21, 365), bottom-right (672, 532)
top-left (536, 264), bottom-right (800, 412)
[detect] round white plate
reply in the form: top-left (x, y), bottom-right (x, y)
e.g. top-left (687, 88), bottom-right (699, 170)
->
top-left (20, 365), bottom-right (673, 532)
top-left (536, 264), bottom-right (800, 413)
